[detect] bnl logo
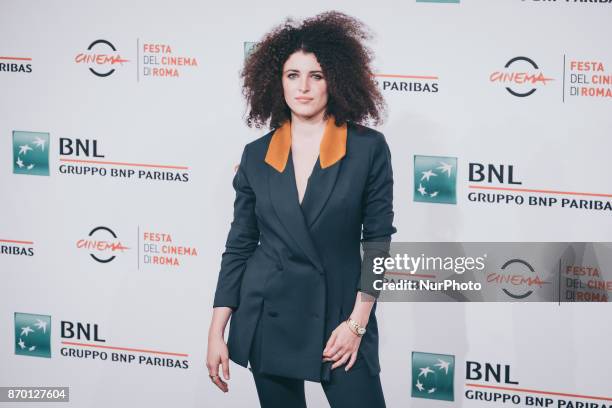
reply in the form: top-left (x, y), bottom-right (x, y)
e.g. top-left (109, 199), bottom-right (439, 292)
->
top-left (12, 131), bottom-right (50, 176)
top-left (414, 155), bottom-right (523, 204)
top-left (14, 312), bottom-right (51, 358)
top-left (414, 155), bottom-right (457, 204)
top-left (411, 351), bottom-right (455, 401)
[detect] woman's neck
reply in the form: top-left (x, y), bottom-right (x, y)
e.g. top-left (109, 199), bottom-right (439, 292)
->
top-left (290, 111), bottom-right (327, 140)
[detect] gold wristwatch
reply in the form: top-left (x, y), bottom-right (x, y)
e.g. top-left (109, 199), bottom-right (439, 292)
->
top-left (346, 318), bottom-right (366, 337)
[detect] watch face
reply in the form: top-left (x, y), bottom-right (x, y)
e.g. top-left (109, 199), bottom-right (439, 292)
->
top-left (357, 327), bottom-right (366, 335)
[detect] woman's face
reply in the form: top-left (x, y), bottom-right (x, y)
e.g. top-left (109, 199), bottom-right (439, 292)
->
top-left (282, 50), bottom-right (328, 121)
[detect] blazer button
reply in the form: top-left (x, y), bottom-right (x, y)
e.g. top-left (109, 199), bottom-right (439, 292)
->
top-left (312, 313), bottom-right (319, 319)
top-left (267, 311), bottom-right (278, 317)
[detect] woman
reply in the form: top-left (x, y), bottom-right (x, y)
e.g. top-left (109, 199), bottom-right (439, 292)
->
top-left (207, 11), bottom-right (396, 408)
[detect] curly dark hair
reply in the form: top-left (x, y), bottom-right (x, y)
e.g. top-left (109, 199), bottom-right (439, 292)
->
top-left (241, 11), bottom-right (385, 129)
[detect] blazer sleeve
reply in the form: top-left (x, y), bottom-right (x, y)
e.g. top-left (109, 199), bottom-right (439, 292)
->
top-left (357, 133), bottom-right (397, 299)
top-left (212, 144), bottom-right (260, 309)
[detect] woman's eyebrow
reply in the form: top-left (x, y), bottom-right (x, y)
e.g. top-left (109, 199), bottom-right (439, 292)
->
top-left (283, 69), bottom-right (324, 74)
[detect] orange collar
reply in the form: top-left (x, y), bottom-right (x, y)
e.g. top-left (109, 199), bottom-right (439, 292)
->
top-left (264, 116), bottom-right (347, 173)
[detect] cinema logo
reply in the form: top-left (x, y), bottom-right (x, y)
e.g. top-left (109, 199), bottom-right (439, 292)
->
top-left (140, 41), bottom-right (198, 79)
top-left (141, 231), bottom-right (198, 267)
top-left (374, 73), bottom-right (439, 94)
top-left (566, 59), bottom-right (612, 99)
top-left (57, 137), bottom-right (190, 183)
top-left (75, 39), bottom-right (130, 77)
top-left (487, 258), bottom-right (551, 300)
top-left (0, 55), bottom-right (32, 73)
top-left (15, 312), bottom-right (189, 369)
top-left (76, 226), bottom-right (129, 263)
top-left (0, 238), bottom-right (34, 257)
top-left (564, 264), bottom-right (611, 302)
top-left (490, 56), bottom-right (554, 97)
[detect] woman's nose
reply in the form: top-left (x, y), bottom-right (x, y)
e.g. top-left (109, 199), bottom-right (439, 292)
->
top-left (299, 78), bottom-right (309, 93)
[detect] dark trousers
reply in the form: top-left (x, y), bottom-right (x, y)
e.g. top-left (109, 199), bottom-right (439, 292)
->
top-left (251, 363), bottom-right (386, 408)
top-left (248, 314), bottom-right (386, 408)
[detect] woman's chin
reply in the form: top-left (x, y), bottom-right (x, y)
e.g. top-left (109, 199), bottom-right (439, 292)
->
top-left (290, 107), bottom-right (326, 121)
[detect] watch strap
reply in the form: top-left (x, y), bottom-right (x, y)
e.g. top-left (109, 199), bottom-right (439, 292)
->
top-left (346, 318), bottom-right (365, 337)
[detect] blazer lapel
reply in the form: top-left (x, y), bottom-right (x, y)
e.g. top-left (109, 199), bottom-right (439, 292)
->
top-left (301, 118), bottom-right (347, 227)
top-left (268, 152), bottom-right (325, 273)
top-left (264, 116), bottom-right (348, 273)
top-left (300, 157), bottom-right (342, 228)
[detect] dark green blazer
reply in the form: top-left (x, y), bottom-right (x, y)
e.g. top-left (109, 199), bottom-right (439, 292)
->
top-left (213, 117), bottom-right (396, 382)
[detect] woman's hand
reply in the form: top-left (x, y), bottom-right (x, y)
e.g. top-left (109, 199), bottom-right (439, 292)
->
top-left (323, 291), bottom-right (375, 371)
top-left (207, 307), bottom-right (233, 393)
top-left (322, 320), bottom-right (363, 371)
top-left (206, 334), bottom-right (230, 393)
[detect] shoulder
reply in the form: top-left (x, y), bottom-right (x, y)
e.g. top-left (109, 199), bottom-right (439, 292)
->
top-left (348, 121), bottom-right (384, 139)
top-left (348, 121), bottom-right (387, 145)
top-left (347, 122), bottom-right (390, 157)
top-left (233, 130), bottom-right (275, 183)
top-left (241, 130), bottom-right (274, 167)
top-left (240, 128), bottom-right (275, 162)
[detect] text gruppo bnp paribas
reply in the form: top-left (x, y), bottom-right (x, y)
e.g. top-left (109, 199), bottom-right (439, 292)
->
top-left (58, 138), bottom-right (189, 182)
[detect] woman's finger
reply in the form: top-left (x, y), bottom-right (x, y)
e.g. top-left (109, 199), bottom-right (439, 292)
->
top-left (331, 352), bottom-right (351, 370)
top-left (212, 375), bottom-right (228, 393)
top-left (208, 363), bottom-right (228, 393)
top-left (323, 343), bottom-right (341, 359)
top-left (221, 356), bottom-right (230, 380)
top-left (323, 333), bottom-right (337, 355)
top-left (207, 362), bottom-right (219, 380)
top-left (345, 351), bottom-right (357, 371)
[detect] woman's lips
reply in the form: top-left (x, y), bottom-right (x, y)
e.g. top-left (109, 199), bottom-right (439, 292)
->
top-left (295, 97), bottom-right (313, 103)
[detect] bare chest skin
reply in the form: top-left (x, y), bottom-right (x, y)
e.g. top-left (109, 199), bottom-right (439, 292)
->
top-left (291, 131), bottom-right (323, 205)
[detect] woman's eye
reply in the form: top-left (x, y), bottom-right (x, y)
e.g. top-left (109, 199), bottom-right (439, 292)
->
top-left (288, 73), bottom-right (298, 79)
top-left (312, 74), bottom-right (323, 80)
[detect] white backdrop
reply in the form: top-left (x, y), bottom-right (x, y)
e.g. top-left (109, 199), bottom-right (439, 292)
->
top-left (2, 0), bottom-right (612, 407)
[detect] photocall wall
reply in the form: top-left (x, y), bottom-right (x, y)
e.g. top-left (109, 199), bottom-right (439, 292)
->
top-left (1, 0), bottom-right (612, 407)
